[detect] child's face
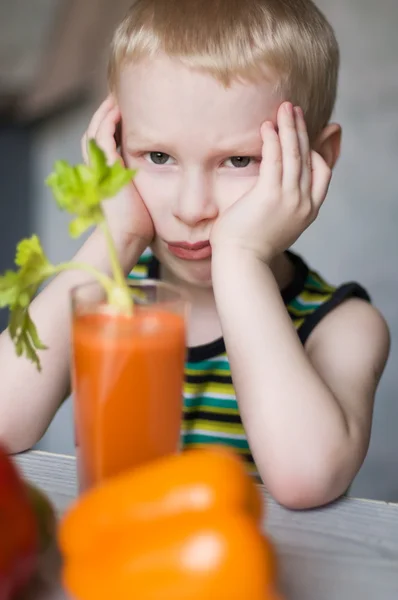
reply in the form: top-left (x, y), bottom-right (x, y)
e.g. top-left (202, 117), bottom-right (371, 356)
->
top-left (118, 54), bottom-right (282, 287)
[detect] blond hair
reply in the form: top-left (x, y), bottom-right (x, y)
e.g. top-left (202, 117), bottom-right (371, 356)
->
top-left (108, 0), bottom-right (339, 140)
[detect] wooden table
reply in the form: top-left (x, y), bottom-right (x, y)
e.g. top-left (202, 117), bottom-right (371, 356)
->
top-left (15, 451), bottom-right (398, 600)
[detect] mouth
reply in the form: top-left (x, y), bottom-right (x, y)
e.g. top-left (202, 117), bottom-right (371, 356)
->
top-left (167, 240), bottom-right (212, 261)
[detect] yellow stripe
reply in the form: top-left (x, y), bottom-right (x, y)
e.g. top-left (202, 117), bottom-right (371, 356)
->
top-left (184, 382), bottom-right (235, 395)
top-left (292, 317), bottom-right (305, 330)
top-left (131, 289), bottom-right (147, 301)
top-left (182, 420), bottom-right (245, 435)
top-left (288, 304), bottom-right (317, 317)
top-left (130, 265), bottom-right (148, 276)
top-left (299, 290), bottom-right (333, 304)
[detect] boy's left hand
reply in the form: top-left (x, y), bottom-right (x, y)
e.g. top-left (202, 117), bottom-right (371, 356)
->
top-left (210, 102), bottom-right (332, 264)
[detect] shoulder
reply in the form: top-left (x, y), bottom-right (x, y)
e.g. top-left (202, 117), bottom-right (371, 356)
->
top-left (307, 297), bottom-right (390, 383)
top-left (288, 253), bottom-right (390, 383)
top-left (286, 252), bottom-right (371, 344)
top-left (305, 298), bottom-right (389, 452)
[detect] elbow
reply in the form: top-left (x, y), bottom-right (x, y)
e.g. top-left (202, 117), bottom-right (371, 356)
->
top-left (0, 435), bottom-right (33, 455)
top-left (0, 423), bottom-right (37, 455)
top-left (261, 456), bottom-right (357, 510)
top-left (267, 477), bottom-right (340, 510)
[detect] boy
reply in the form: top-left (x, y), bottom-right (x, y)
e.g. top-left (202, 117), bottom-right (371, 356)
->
top-left (0, 0), bottom-right (390, 508)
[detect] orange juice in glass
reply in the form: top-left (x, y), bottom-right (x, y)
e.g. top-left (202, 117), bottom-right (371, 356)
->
top-left (70, 279), bottom-right (188, 492)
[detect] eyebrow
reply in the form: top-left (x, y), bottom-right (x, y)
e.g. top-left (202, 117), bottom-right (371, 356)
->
top-left (209, 136), bottom-right (263, 157)
top-left (213, 141), bottom-right (262, 156)
top-left (125, 131), bottom-right (262, 155)
top-left (125, 132), bottom-right (162, 147)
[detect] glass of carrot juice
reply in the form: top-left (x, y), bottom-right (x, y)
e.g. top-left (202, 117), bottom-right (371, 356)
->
top-left (70, 279), bottom-right (188, 493)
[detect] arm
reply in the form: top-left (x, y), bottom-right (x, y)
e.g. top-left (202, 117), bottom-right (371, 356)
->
top-left (210, 101), bottom-right (390, 508)
top-left (212, 249), bottom-right (389, 508)
top-left (0, 227), bottom-right (148, 454)
top-left (0, 96), bottom-right (153, 453)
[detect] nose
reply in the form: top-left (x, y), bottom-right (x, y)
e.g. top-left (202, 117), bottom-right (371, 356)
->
top-left (173, 170), bottom-right (218, 227)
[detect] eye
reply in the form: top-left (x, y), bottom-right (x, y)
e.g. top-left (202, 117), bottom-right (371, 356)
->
top-left (145, 152), bottom-right (174, 165)
top-left (224, 156), bottom-right (253, 168)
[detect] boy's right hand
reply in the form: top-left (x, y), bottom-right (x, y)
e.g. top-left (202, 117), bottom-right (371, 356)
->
top-left (81, 95), bottom-right (154, 251)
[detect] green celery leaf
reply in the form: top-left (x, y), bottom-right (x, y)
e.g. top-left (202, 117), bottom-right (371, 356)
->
top-left (0, 271), bottom-right (22, 307)
top-left (9, 306), bottom-right (45, 371)
top-left (45, 140), bottom-right (135, 238)
top-left (15, 234), bottom-right (51, 274)
top-left (0, 235), bottom-right (56, 370)
top-left (26, 312), bottom-right (47, 351)
top-left (69, 214), bottom-right (103, 238)
top-left (87, 139), bottom-right (108, 178)
top-left (100, 161), bottom-right (136, 198)
top-left (0, 236), bottom-right (53, 309)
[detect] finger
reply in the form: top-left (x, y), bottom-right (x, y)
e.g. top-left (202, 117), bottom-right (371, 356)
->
top-left (81, 132), bottom-right (88, 164)
top-left (311, 151), bottom-right (332, 210)
top-left (294, 106), bottom-right (312, 197)
top-left (81, 96), bottom-right (115, 164)
top-left (86, 95), bottom-right (115, 139)
top-left (94, 105), bottom-right (122, 165)
top-left (259, 121), bottom-right (282, 192)
top-left (278, 102), bottom-right (302, 193)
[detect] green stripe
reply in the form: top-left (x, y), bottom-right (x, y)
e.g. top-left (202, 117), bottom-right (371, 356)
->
top-left (288, 299), bottom-right (319, 315)
top-left (137, 253), bottom-right (153, 265)
top-left (306, 273), bottom-right (325, 290)
top-left (186, 358), bottom-right (229, 372)
top-left (184, 404), bottom-right (239, 416)
top-left (184, 396), bottom-right (238, 411)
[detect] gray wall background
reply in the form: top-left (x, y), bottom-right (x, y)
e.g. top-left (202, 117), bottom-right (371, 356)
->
top-left (30, 0), bottom-right (397, 500)
top-left (0, 124), bottom-right (31, 331)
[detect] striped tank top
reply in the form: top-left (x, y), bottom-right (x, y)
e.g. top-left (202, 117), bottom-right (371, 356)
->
top-left (128, 250), bottom-right (370, 479)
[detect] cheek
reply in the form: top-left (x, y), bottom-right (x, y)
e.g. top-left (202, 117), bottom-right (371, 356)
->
top-left (215, 175), bottom-right (258, 213)
top-left (133, 171), bottom-right (175, 226)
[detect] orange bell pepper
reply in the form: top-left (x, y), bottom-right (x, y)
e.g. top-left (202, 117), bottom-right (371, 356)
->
top-left (64, 512), bottom-right (276, 600)
top-left (60, 446), bottom-right (263, 557)
top-left (59, 447), bottom-right (282, 600)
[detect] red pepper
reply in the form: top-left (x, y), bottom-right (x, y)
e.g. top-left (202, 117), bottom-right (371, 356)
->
top-left (0, 444), bottom-right (38, 600)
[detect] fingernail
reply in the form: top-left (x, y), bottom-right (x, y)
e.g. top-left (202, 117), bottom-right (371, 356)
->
top-left (285, 102), bottom-right (293, 115)
top-left (294, 106), bottom-right (303, 118)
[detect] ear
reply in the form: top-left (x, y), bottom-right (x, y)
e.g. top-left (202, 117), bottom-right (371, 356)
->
top-left (313, 123), bottom-right (342, 170)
